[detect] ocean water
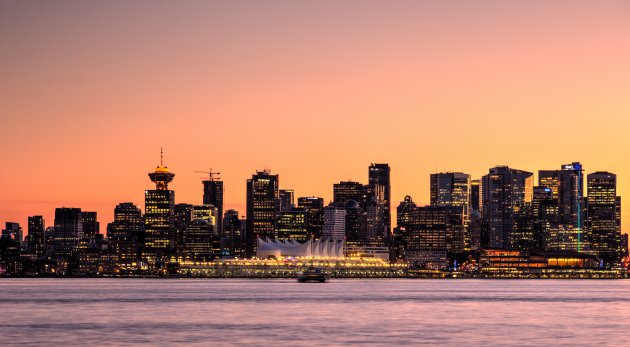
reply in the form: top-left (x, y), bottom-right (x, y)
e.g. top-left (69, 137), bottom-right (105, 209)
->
top-left (1, 278), bottom-right (629, 346)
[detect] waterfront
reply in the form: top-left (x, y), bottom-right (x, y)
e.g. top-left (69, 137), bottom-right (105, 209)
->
top-left (1, 279), bottom-right (630, 346)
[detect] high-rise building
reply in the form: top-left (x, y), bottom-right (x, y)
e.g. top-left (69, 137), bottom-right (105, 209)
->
top-left (223, 209), bottom-right (245, 257)
top-left (81, 212), bottom-right (99, 242)
top-left (397, 196), bottom-right (418, 231)
top-left (143, 151), bottom-right (176, 265)
top-left (107, 202), bottom-right (144, 266)
top-left (393, 196), bottom-right (419, 261)
top-left (202, 175), bottom-right (223, 237)
top-left (333, 181), bottom-right (369, 209)
top-left (481, 166), bottom-right (533, 249)
top-left (192, 205), bottom-right (218, 232)
top-left (470, 180), bottom-right (481, 212)
top-left (344, 200), bottom-right (368, 242)
top-left (323, 204), bottom-right (346, 240)
top-left (616, 196), bottom-right (625, 256)
top-left (182, 219), bottom-right (219, 260)
top-left (297, 197), bottom-right (324, 238)
top-left (369, 163), bottom-right (391, 235)
top-left (246, 170), bottom-right (279, 257)
top-left (587, 171), bottom-right (620, 261)
top-left (278, 189), bottom-right (295, 212)
top-left (276, 210), bottom-right (308, 241)
top-left (52, 207), bottom-right (83, 257)
top-left (539, 162), bottom-right (584, 228)
top-left (0, 222), bottom-right (22, 261)
top-left (365, 184), bottom-right (387, 242)
top-left (430, 172), bottom-right (470, 248)
top-left (430, 172), bottom-right (471, 215)
top-left (2, 222), bottom-right (23, 242)
top-left (532, 186), bottom-right (556, 250)
top-left (27, 216), bottom-right (46, 257)
top-left (174, 203), bottom-right (194, 253)
top-left (406, 206), bottom-right (464, 269)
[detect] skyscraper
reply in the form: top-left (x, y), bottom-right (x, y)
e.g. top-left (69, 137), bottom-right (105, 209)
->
top-left (297, 197), bottom-right (324, 238)
top-left (430, 172), bottom-right (471, 213)
top-left (323, 204), bottom-right (346, 241)
top-left (406, 206), bottom-right (464, 269)
top-left (81, 212), bottom-right (100, 242)
top-left (27, 216), bottom-right (46, 257)
top-left (344, 200), bottom-right (368, 242)
top-left (539, 162), bottom-right (584, 228)
top-left (276, 210), bottom-right (308, 241)
top-left (174, 203), bottom-right (194, 253)
top-left (368, 163), bottom-right (391, 235)
top-left (396, 196), bottom-right (418, 231)
top-left (202, 173), bottom-right (223, 238)
top-left (470, 179), bottom-right (481, 212)
top-left (587, 171), bottom-right (620, 261)
top-left (393, 196), bottom-right (419, 261)
top-left (2, 222), bottom-right (23, 242)
top-left (481, 166), bottom-right (533, 249)
top-left (223, 209), bottom-right (244, 257)
top-left (532, 186), bottom-right (557, 250)
top-left (52, 207), bottom-right (83, 257)
top-left (182, 219), bottom-right (218, 260)
top-left (278, 189), bottom-right (295, 212)
top-left (0, 222), bottom-right (22, 261)
top-left (192, 205), bottom-right (218, 232)
top-left (143, 150), bottom-right (176, 265)
top-left (333, 181), bottom-right (369, 208)
top-left (430, 172), bottom-right (470, 249)
top-left (107, 202), bottom-right (144, 266)
top-left (246, 170), bottom-right (279, 257)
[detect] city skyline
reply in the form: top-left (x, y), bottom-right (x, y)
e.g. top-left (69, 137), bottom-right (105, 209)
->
top-left (2, 1), bottom-right (630, 233)
top-left (0, 155), bottom-right (625, 238)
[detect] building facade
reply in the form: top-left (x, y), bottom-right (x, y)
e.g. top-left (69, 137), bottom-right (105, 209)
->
top-left (587, 171), bottom-right (620, 261)
top-left (143, 158), bottom-right (176, 266)
top-left (481, 166), bottom-right (533, 250)
top-left (246, 170), bottom-right (279, 257)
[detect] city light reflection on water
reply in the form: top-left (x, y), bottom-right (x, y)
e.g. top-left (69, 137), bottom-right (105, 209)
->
top-left (1, 278), bottom-right (630, 346)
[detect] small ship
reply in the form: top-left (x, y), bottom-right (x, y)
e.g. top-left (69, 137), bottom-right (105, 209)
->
top-left (296, 267), bottom-right (327, 283)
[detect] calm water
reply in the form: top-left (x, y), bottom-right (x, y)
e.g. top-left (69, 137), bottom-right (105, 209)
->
top-left (1, 279), bottom-right (630, 346)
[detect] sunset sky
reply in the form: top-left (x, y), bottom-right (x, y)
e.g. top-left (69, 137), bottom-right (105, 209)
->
top-left (1, 1), bottom-right (629, 233)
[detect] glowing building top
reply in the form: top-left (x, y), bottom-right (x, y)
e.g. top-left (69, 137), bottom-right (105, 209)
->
top-left (148, 148), bottom-right (175, 190)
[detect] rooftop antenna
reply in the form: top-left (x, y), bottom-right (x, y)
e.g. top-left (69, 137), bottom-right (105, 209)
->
top-left (160, 147), bottom-right (164, 167)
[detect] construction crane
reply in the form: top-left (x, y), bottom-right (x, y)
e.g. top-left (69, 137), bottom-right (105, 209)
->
top-left (194, 168), bottom-right (221, 181)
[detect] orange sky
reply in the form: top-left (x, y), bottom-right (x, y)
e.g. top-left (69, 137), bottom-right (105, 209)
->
top-left (1, 1), bottom-right (629, 234)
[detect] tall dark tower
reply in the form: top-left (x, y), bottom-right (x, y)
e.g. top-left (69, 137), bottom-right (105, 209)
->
top-left (539, 163), bottom-right (584, 228)
top-left (587, 172), bottom-right (619, 262)
top-left (143, 148), bottom-right (176, 266)
top-left (334, 181), bottom-right (369, 208)
top-left (27, 216), bottom-right (46, 257)
top-left (107, 202), bottom-right (144, 266)
top-left (246, 170), bottom-right (279, 257)
top-left (199, 169), bottom-right (224, 237)
top-left (297, 197), bottom-right (324, 238)
top-left (52, 208), bottom-right (83, 257)
top-left (81, 212), bottom-right (100, 241)
top-left (481, 166), bottom-right (533, 249)
top-left (369, 164), bottom-right (391, 236)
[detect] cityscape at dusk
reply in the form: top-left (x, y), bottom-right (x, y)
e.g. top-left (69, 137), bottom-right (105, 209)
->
top-left (2, 1), bottom-right (630, 233)
top-left (2, 1), bottom-right (630, 346)
top-left (0, 156), bottom-right (627, 277)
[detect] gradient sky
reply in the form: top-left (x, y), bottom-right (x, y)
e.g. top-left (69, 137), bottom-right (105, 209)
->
top-left (1, 1), bottom-right (630, 234)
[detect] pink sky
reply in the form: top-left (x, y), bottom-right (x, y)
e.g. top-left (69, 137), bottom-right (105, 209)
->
top-left (1, 1), bottom-right (629, 233)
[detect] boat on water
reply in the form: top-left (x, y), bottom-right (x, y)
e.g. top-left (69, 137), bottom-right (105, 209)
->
top-left (297, 267), bottom-right (327, 283)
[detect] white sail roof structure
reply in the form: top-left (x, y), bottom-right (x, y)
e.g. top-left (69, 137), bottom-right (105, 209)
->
top-left (257, 237), bottom-right (345, 258)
